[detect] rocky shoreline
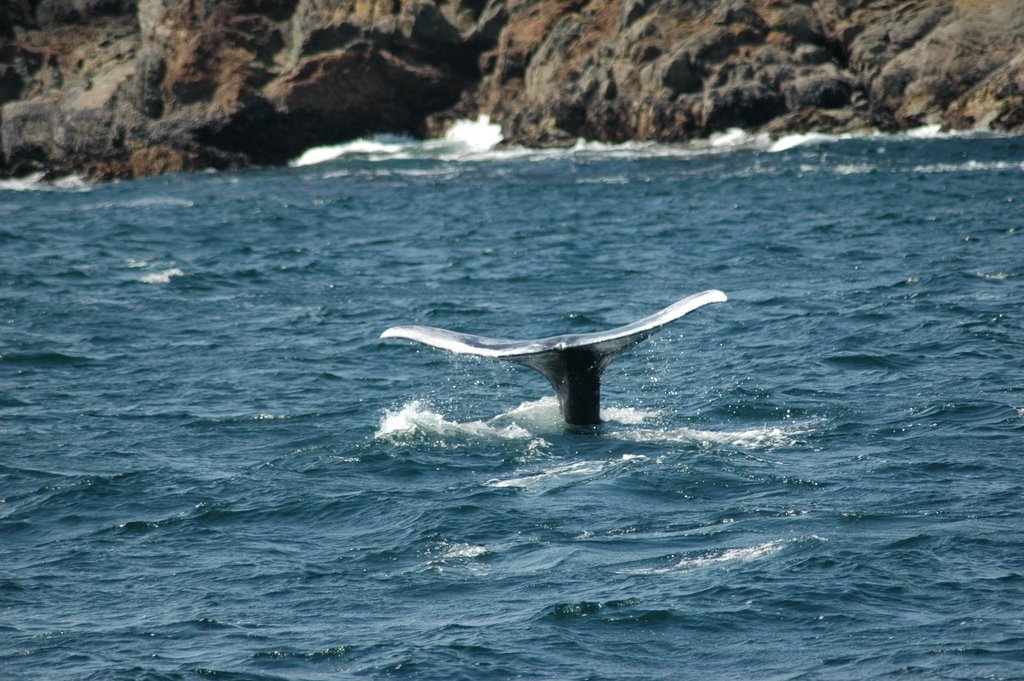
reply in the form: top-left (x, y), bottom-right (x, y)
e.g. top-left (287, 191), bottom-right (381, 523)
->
top-left (1, 0), bottom-right (1022, 181)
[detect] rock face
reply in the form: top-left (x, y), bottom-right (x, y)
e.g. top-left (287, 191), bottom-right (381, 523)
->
top-left (1, 0), bottom-right (1022, 180)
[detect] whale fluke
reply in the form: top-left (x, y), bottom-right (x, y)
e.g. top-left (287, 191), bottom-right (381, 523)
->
top-left (380, 290), bottom-right (727, 426)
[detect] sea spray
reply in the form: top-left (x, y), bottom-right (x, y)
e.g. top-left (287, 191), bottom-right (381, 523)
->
top-left (443, 115), bottom-right (504, 151)
top-left (289, 116), bottom-right (504, 167)
top-left (375, 400), bottom-right (536, 443)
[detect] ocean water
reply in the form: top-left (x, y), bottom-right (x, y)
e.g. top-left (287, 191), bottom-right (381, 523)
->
top-left (2, 121), bottom-right (1024, 680)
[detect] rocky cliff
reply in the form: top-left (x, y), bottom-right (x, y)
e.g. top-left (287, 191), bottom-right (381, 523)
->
top-left (1, 0), bottom-right (1022, 180)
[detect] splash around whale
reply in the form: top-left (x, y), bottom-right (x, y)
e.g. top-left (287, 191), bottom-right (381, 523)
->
top-left (380, 290), bottom-right (727, 426)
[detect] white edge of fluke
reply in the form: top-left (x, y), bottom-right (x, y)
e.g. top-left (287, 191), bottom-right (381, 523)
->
top-left (379, 289), bottom-right (728, 359)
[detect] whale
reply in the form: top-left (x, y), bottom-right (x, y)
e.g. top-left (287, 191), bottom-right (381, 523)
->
top-left (380, 290), bottom-right (727, 426)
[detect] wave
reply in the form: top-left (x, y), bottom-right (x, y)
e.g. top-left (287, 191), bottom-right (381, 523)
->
top-left (486, 454), bottom-right (649, 491)
top-left (138, 267), bottom-right (186, 284)
top-left (424, 539), bottom-right (490, 565)
top-left (491, 396), bottom-right (661, 430)
top-left (617, 535), bottom-right (826, 575)
top-left (375, 398), bottom-right (810, 454)
top-left (251, 645), bottom-right (352, 662)
top-left (769, 131), bottom-right (839, 152)
top-left (291, 134), bottom-right (419, 166)
top-left (905, 124), bottom-right (953, 139)
top-left (86, 196), bottom-right (196, 210)
top-left (375, 397), bottom-right (657, 439)
top-left (541, 597), bottom-right (671, 623)
top-left (290, 117), bottom-right (1012, 171)
top-left (373, 399), bottom-right (554, 459)
top-left (374, 397), bottom-right (667, 448)
top-left (0, 172), bottom-right (90, 192)
top-left (435, 541), bottom-right (489, 560)
top-left (805, 157), bottom-right (1024, 178)
top-left (974, 271), bottom-right (1018, 281)
top-left (375, 399), bottom-right (538, 442)
top-left (561, 128), bottom-right (773, 159)
top-left (483, 419), bottom-right (812, 491)
top-left (571, 124), bottom-right (1004, 161)
top-left (609, 421), bottom-right (815, 449)
top-left (792, 158), bottom-right (1024, 179)
top-left (911, 160), bottom-right (1024, 174)
top-left (0, 122), bottom-right (1011, 193)
top-left (0, 351), bottom-right (97, 366)
top-left (769, 124), bottom-right (1000, 153)
top-left (290, 115), bottom-right (504, 167)
top-left (293, 124), bottom-right (779, 168)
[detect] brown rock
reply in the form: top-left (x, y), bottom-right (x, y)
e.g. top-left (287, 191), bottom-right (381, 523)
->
top-left (783, 71), bottom-right (855, 111)
top-left (1, 97), bottom-right (66, 176)
top-left (1, 0), bottom-right (1023, 181)
top-left (945, 51), bottom-right (1024, 131)
top-left (265, 44), bottom-right (465, 146)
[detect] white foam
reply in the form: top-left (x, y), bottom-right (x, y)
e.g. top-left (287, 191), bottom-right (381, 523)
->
top-left (679, 540), bottom-right (786, 568)
top-left (290, 136), bottom-right (412, 166)
top-left (291, 117), bottom-right (503, 167)
top-left (601, 404), bottom-right (663, 425)
top-left (897, 124), bottom-right (1008, 142)
top-left (770, 124), bottom-right (1002, 154)
top-left (438, 542), bottom-right (489, 560)
top-left (975, 271), bottom-right (1016, 281)
top-left (288, 117), bottom-right (1015, 170)
top-left (911, 160), bottom-right (1024, 174)
top-left (610, 422), bottom-right (812, 449)
top-left (0, 171), bottom-right (47, 190)
top-left (566, 138), bottom-right (698, 158)
top-left (375, 396), bottom-right (808, 452)
top-left (423, 540), bottom-right (493, 574)
top-left (620, 540), bottom-right (785, 575)
top-left (82, 196), bottom-right (196, 211)
top-left (374, 400), bottom-right (536, 442)
top-left (487, 454), bottom-right (648, 490)
top-left (709, 127), bottom-right (763, 148)
top-left (375, 398), bottom-right (661, 450)
top-left (443, 114), bottom-right (503, 151)
top-left (618, 536), bottom-right (824, 575)
top-left (292, 119), bottom-right (784, 169)
top-left (0, 172), bottom-right (89, 192)
top-left (124, 196), bottom-right (195, 208)
top-left (139, 267), bottom-right (185, 284)
top-left (568, 128), bottom-right (849, 159)
top-left (576, 175), bottom-right (630, 184)
top-left (769, 131), bottom-right (839, 152)
top-left (832, 162), bottom-right (876, 175)
top-left (489, 396), bottom-right (565, 432)
top-left (905, 124), bottom-right (944, 139)
top-left (565, 128), bottom-right (782, 159)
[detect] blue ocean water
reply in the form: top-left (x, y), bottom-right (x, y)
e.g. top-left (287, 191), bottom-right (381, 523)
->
top-left (2, 126), bottom-right (1023, 680)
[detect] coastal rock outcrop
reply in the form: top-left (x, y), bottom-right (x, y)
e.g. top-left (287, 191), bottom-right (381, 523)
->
top-left (1, 0), bottom-right (1022, 180)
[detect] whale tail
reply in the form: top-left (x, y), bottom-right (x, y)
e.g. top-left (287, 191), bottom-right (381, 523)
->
top-left (380, 290), bottom-right (727, 426)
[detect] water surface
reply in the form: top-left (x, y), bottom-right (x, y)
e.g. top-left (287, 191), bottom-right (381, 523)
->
top-left (2, 128), bottom-right (1023, 680)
